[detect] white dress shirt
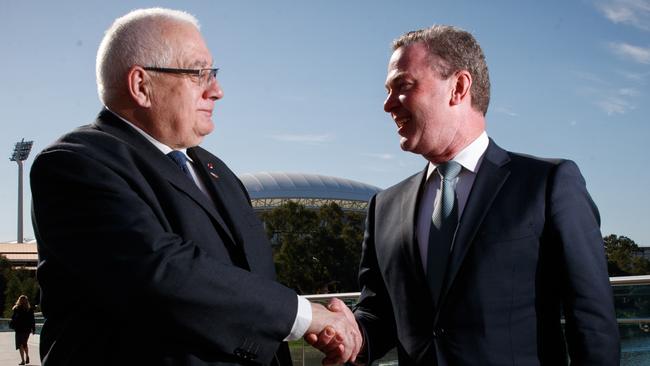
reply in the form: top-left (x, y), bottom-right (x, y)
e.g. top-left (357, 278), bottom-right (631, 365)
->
top-left (416, 131), bottom-right (489, 271)
top-left (107, 108), bottom-right (311, 341)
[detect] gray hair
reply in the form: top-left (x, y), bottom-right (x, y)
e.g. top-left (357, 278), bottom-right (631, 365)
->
top-left (393, 25), bottom-right (490, 116)
top-left (96, 8), bottom-right (200, 105)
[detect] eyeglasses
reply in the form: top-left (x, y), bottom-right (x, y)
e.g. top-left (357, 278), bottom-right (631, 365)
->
top-left (143, 66), bottom-right (219, 86)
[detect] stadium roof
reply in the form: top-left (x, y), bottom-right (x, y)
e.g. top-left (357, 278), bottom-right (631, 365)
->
top-left (239, 172), bottom-right (382, 202)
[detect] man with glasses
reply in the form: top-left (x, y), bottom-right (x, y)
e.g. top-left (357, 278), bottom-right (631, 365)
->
top-left (30, 8), bottom-right (360, 366)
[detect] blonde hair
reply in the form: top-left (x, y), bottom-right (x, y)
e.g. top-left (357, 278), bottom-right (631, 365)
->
top-left (12, 295), bottom-right (30, 311)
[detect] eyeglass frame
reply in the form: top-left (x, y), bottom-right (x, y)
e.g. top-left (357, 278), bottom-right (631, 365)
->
top-left (142, 66), bottom-right (219, 86)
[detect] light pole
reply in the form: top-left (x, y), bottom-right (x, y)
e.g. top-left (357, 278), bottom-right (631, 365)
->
top-left (10, 138), bottom-right (33, 243)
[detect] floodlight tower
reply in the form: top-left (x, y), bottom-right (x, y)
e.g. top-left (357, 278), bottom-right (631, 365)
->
top-left (10, 138), bottom-right (33, 243)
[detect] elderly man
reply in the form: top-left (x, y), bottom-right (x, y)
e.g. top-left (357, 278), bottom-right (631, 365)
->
top-left (310, 25), bottom-right (620, 365)
top-left (31, 8), bottom-right (360, 366)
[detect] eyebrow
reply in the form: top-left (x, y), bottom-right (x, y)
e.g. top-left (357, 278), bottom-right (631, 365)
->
top-left (187, 60), bottom-right (213, 69)
top-left (385, 72), bottom-right (408, 90)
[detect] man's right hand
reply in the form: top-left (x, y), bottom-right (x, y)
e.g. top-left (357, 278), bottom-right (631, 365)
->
top-left (304, 298), bottom-right (363, 365)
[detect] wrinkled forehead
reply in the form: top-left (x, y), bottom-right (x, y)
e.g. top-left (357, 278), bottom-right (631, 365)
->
top-left (165, 22), bottom-right (213, 67)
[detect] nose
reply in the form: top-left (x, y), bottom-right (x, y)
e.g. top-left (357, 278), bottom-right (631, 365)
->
top-left (204, 78), bottom-right (224, 101)
top-left (383, 90), bottom-right (398, 113)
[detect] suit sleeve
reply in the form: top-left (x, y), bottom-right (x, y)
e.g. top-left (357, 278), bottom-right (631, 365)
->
top-left (548, 160), bottom-right (620, 365)
top-left (31, 148), bottom-right (297, 364)
top-left (354, 195), bottom-right (398, 363)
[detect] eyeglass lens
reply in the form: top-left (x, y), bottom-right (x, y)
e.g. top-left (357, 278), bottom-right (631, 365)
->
top-left (201, 69), bottom-right (218, 85)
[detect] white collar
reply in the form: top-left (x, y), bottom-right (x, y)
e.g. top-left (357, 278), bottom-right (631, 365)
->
top-left (426, 131), bottom-right (489, 180)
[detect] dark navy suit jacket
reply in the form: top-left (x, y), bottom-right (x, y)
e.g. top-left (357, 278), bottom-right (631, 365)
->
top-left (31, 109), bottom-right (296, 366)
top-left (354, 140), bottom-right (620, 365)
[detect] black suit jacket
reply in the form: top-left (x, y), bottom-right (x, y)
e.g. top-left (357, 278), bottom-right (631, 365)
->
top-left (354, 139), bottom-right (620, 365)
top-left (31, 109), bottom-right (296, 366)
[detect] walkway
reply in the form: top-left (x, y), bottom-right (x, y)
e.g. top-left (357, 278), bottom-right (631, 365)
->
top-left (0, 332), bottom-right (40, 366)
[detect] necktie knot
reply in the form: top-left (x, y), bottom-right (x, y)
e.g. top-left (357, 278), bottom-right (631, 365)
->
top-left (167, 151), bottom-right (193, 180)
top-left (167, 150), bottom-right (187, 165)
top-left (437, 161), bottom-right (462, 181)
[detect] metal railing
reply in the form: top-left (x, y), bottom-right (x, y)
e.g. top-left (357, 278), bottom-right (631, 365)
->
top-left (611, 275), bottom-right (650, 286)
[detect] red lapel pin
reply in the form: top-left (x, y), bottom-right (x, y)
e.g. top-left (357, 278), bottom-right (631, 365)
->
top-left (207, 163), bottom-right (219, 179)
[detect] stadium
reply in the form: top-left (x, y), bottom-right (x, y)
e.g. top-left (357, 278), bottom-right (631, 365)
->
top-left (239, 171), bottom-right (381, 213)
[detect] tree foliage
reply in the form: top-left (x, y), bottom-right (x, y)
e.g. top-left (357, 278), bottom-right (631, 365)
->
top-left (604, 234), bottom-right (650, 276)
top-left (261, 203), bottom-right (650, 295)
top-left (1, 255), bottom-right (39, 317)
top-left (261, 202), bottom-right (364, 294)
top-left (0, 255), bottom-right (10, 315)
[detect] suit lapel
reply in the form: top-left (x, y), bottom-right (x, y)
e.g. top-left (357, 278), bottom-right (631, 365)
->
top-left (165, 168), bottom-right (238, 248)
top-left (187, 148), bottom-right (244, 243)
top-left (188, 147), bottom-right (257, 269)
top-left (93, 109), bottom-right (237, 247)
top-left (439, 140), bottom-right (511, 306)
top-left (400, 167), bottom-right (430, 290)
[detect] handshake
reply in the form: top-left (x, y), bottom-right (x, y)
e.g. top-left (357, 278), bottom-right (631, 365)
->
top-left (305, 298), bottom-right (363, 365)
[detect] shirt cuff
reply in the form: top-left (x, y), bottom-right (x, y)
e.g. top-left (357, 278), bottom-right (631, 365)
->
top-left (284, 295), bottom-right (312, 341)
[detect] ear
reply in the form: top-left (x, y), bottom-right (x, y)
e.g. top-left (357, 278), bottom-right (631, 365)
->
top-left (127, 66), bottom-right (152, 108)
top-left (450, 70), bottom-right (472, 106)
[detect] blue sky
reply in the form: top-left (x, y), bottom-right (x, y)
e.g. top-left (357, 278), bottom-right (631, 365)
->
top-left (1, 0), bottom-right (649, 246)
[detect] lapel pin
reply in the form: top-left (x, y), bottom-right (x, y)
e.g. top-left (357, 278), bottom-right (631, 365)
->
top-left (207, 163), bottom-right (218, 178)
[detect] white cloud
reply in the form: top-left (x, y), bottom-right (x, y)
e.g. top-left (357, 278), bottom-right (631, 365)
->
top-left (572, 70), bottom-right (608, 84)
top-left (609, 42), bottom-right (650, 64)
top-left (363, 153), bottom-right (394, 160)
top-left (597, 0), bottom-right (650, 31)
top-left (597, 96), bottom-right (636, 114)
top-left (617, 69), bottom-right (650, 82)
top-left (577, 83), bottom-right (639, 115)
top-left (493, 106), bottom-right (519, 117)
top-left (618, 87), bottom-right (640, 96)
top-left (270, 133), bottom-right (332, 144)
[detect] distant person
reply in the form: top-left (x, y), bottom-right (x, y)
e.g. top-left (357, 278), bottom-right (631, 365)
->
top-left (309, 25), bottom-right (620, 365)
top-left (10, 295), bottom-right (35, 365)
top-left (30, 7), bottom-right (360, 366)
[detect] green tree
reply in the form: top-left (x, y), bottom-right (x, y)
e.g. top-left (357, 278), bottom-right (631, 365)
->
top-left (262, 202), bottom-right (320, 293)
top-left (0, 255), bottom-right (11, 314)
top-left (604, 234), bottom-right (650, 276)
top-left (2, 263), bottom-right (39, 317)
top-left (261, 201), bottom-right (365, 294)
top-left (316, 203), bottom-right (363, 292)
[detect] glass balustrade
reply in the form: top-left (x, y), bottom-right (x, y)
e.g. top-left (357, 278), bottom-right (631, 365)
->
top-left (293, 275), bottom-right (650, 366)
top-left (0, 276), bottom-right (647, 364)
